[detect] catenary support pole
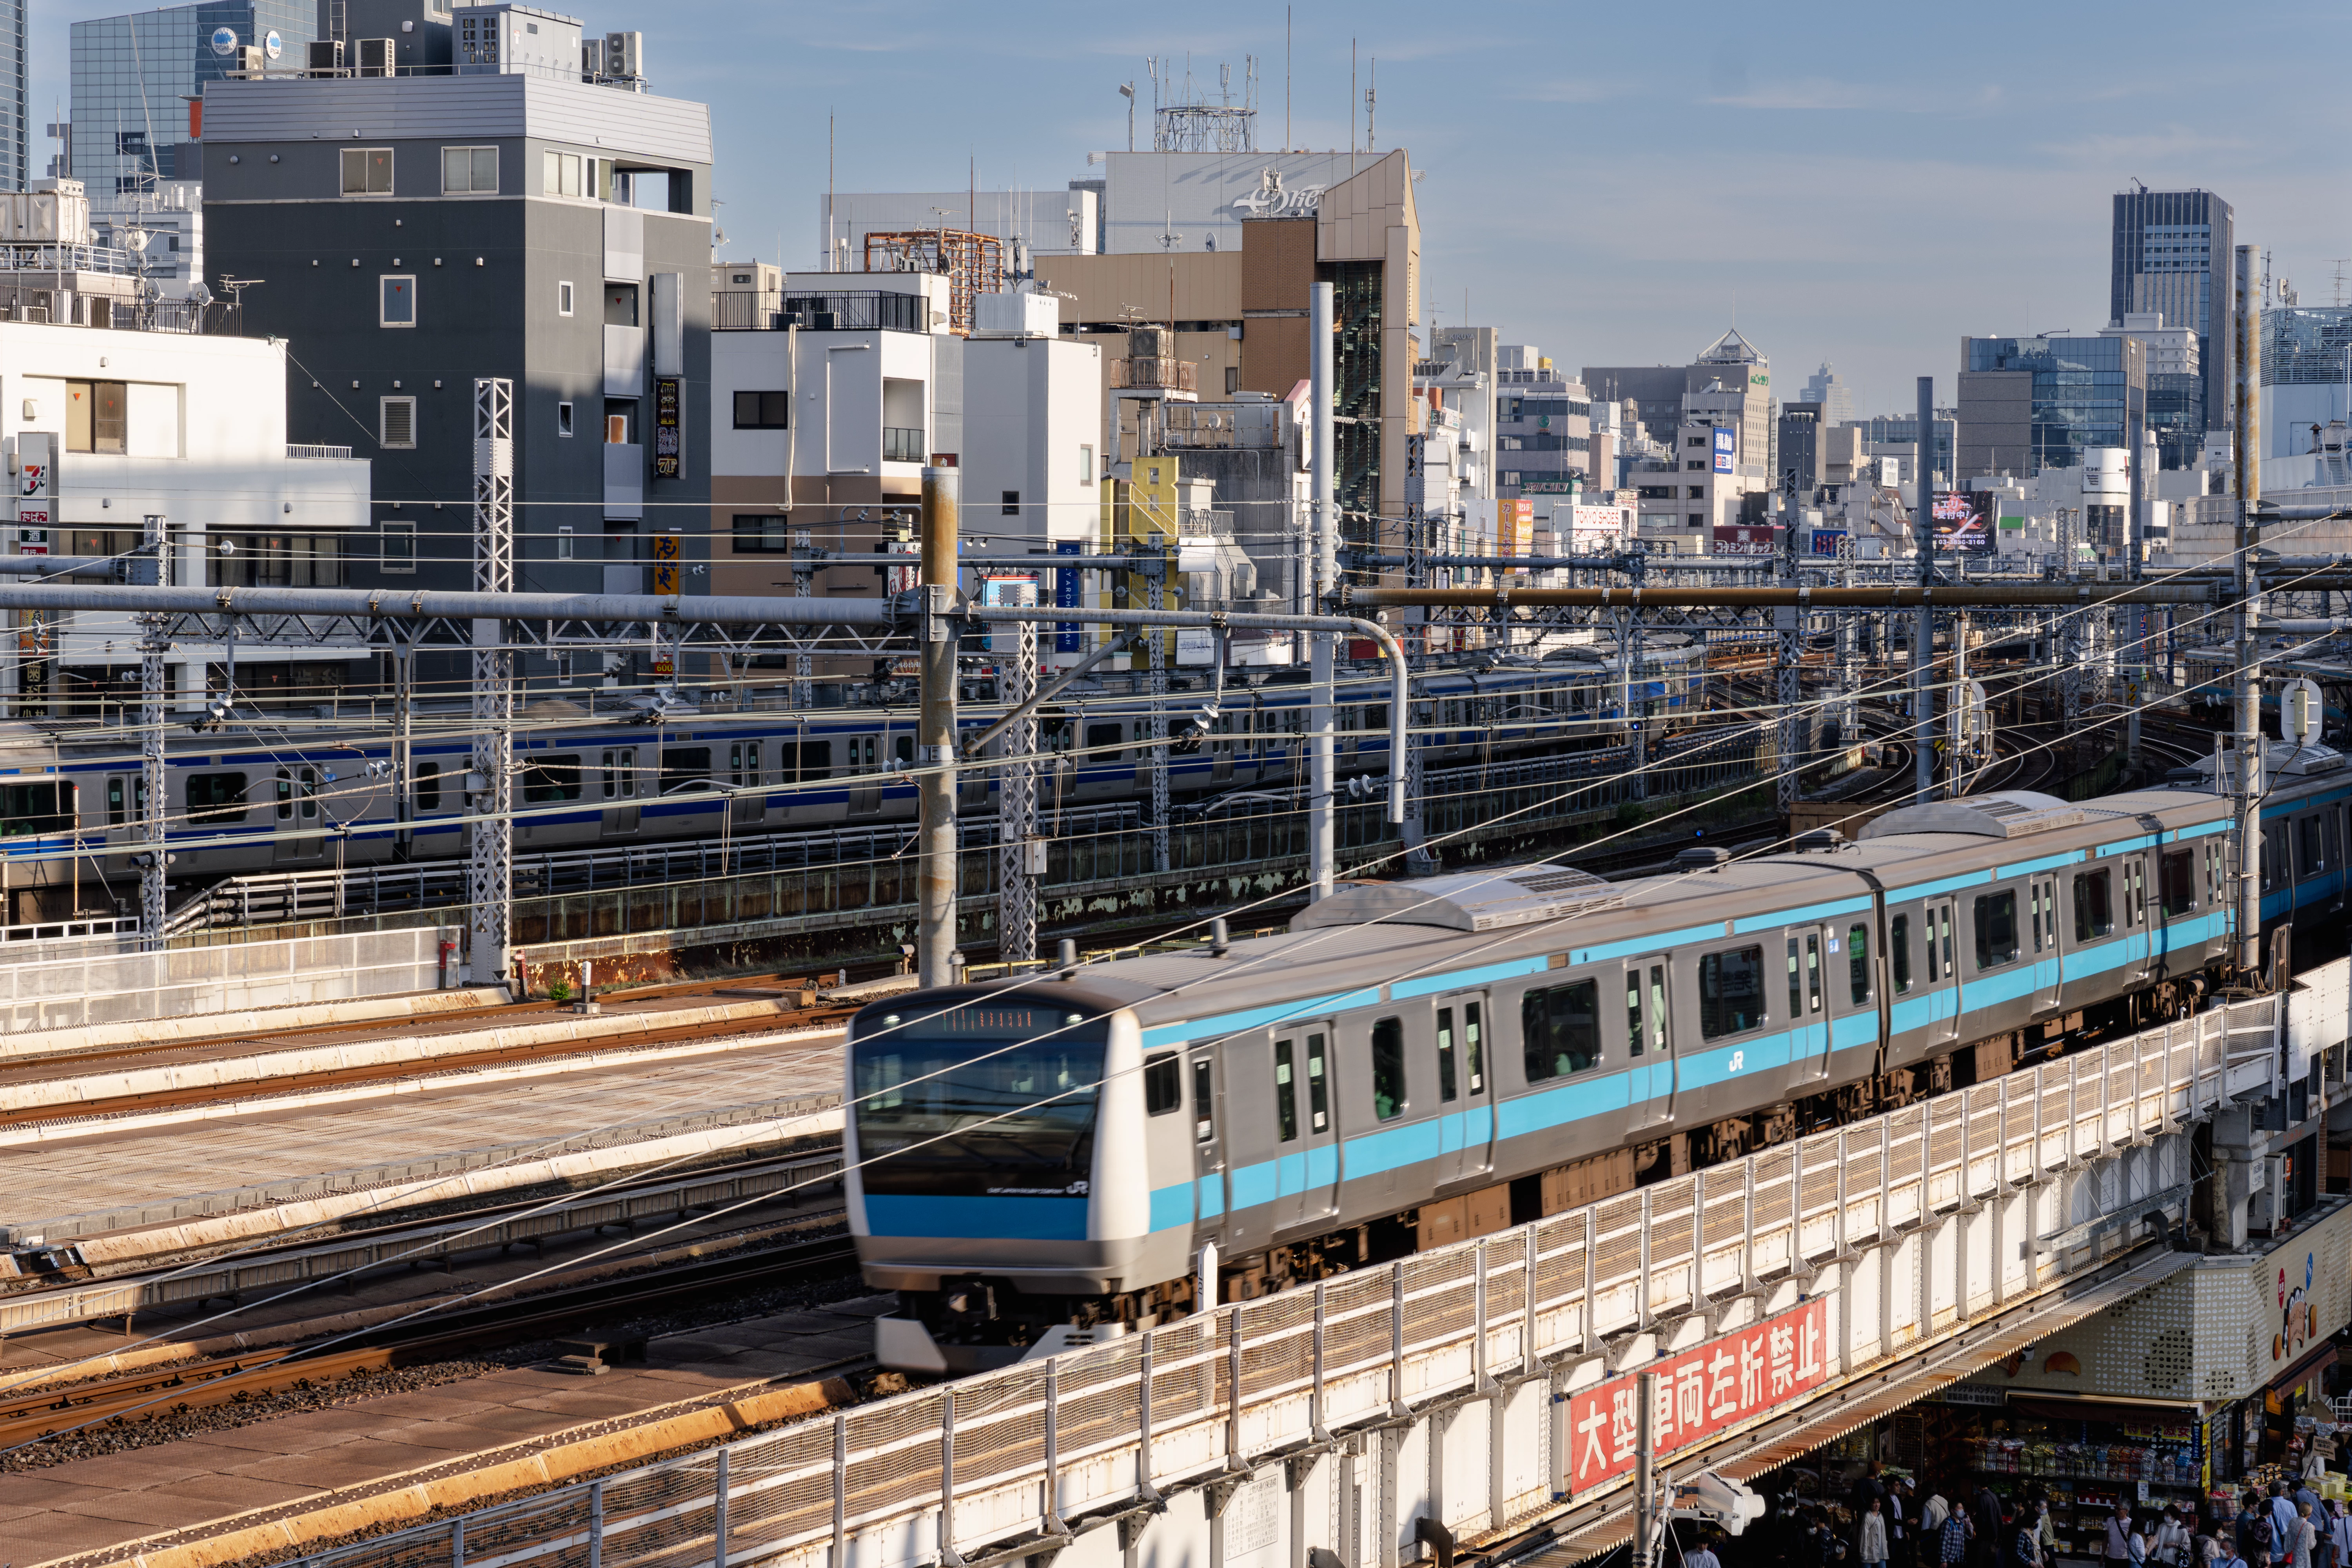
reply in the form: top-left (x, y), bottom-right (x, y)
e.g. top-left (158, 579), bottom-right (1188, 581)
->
top-left (1308, 279), bottom-right (1337, 901)
top-left (1147, 558), bottom-right (1170, 874)
top-left (468, 377), bottom-right (515, 989)
top-left (137, 512), bottom-right (168, 947)
top-left (917, 465), bottom-right (961, 988)
top-left (1775, 509), bottom-right (1800, 813)
top-left (1913, 375), bottom-right (1935, 804)
top-left (2235, 244), bottom-right (2265, 976)
top-left (998, 617), bottom-right (1040, 965)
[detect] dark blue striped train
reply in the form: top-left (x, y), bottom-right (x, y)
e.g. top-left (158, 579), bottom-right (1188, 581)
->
top-left (848, 746), bottom-right (2346, 1372)
top-left (0, 650), bottom-right (1706, 904)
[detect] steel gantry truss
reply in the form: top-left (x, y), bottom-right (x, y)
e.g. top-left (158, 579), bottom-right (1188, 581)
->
top-left (137, 512), bottom-right (170, 946)
top-left (470, 378), bottom-right (516, 984)
top-left (996, 619), bottom-right (1041, 964)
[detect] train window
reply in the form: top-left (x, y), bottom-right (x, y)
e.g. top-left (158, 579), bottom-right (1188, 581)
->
top-left (2261, 828), bottom-right (2283, 893)
top-left (1891, 915), bottom-right (1911, 993)
top-left (1644, 969), bottom-right (1666, 1055)
top-left (1464, 1003), bottom-right (1484, 1095)
top-left (274, 769), bottom-right (292, 820)
top-left (661, 747), bottom-right (713, 795)
top-left (893, 735), bottom-right (915, 769)
top-left (1193, 1058), bottom-right (1216, 1143)
top-left (1143, 1051), bottom-right (1181, 1116)
top-left (2125, 861), bottom-right (2147, 925)
top-left (1085, 722), bottom-right (1123, 761)
top-left (1307, 1033), bottom-right (1329, 1132)
top-left (107, 774), bottom-right (128, 827)
top-left (2299, 817), bottom-right (2326, 880)
top-left (1521, 980), bottom-right (1601, 1082)
top-left (793, 740), bottom-right (832, 782)
top-left (522, 755), bottom-right (583, 803)
top-left (1366, 704), bottom-right (1388, 734)
top-left (1785, 939), bottom-right (1802, 1022)
top-left (0, 782), bottom-right (63, 835)
top-left (417, 762), bottom-right (442, 812)
top-left (301, 768), bottom-right (318, 819)
top-left (1806, 934), bottom-right (1821, 1012)
top-left (1697, 946), bottom-right (1764, 1038)
top-left (2161, 849), bottom-right (2196, 916)
top-left (1847, 923), bottom-right (1870, 1005)
top-left (186, 772), bottom-right (247, 824)
top-left (1438, 1008), bottom-right (1460, 1098)
top-left (2029, 882), bottom-right (2045, 952)
top-left (1625, 974), bottom-right (1645, 1060)
top-left (1973, 891), bottom-right (2019, 970)
top-left (1369, 1017), bottom-right (1406, 1120)
top-left (2075, 869), bottom-right (2113, 938)
top-left (1931, 906), bottom-right (1952, 978)
top-left (1273, 1039), bottom-right (1299, 1141)
top-left (2207, 842), bottom-right (2225, 910)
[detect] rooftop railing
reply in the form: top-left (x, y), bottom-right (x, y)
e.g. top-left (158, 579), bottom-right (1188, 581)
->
top-left (711, 289), bottom-right (929, 333)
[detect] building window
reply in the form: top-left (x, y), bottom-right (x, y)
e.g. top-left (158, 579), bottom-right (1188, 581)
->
top-left (1224, 365), bottom-right (1239, 395)
top-left (543, 149), bottom-right (583, 197)
top-left (1687, 486), bottom-right (1705, 499)
top-left (380, 275), bottom-right (416, 327)
top-left (557, 400), bottom-right (574, 437)
top-left (732, 390), bottom-right (789, 429)
top-left (381, 520), bottom-right (415, 572)
top-left (1080, 444), bottom-right (1094, 485)
top-left (63, 379), bottom-right (126, 454)
top-left (380, 396), bottom-right (416, 448)
top-left (604, 283), bottom-right (638, 326)
top-left (557, 526), bottom-right (575, 561)
top-left (733, 514), bottom-right (790, 553)
top-left (1688, 513), bottom-right (1704, 527)
top-left (605, 413), bottom-right (630, 444)
top-left (1002, 489), bottom-right (1020, 517)
top-left (340, 147), bottom-right (393, 195)
top-left (440, 145), bottom-right (497, 194)
top-left (558, 280), bottom-right (574, 316)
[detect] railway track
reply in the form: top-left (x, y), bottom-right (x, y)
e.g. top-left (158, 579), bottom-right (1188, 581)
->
top-left (0, 1229), bottom-right (862, 1450)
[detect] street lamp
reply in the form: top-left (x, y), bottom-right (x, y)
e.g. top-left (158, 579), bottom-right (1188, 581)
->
top-left (1119, 83), bottom-right (1135, 152)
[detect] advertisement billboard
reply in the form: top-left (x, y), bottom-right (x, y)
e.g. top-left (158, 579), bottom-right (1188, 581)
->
top-left (1567, 1296), bottom-right (1830, 1493)
top-left (1711, 523), bottom-right (1778, 557)
top-left (1931, 490), bottom-right (1996, 552)
top-left (1808, 528), bottom-right (1848, 557)
top-left (1712, 426), bottom-right (1735, 475)
top-left (1499, 498), bottom-right (1535, 555)
top-left (1569, 502), bottom-right (1633, 553)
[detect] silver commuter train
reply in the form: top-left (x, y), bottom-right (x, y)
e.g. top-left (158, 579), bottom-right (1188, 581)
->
top-left (0, 649), bottom-right (1708, 897)
top-left (848, 781), bottom-right (2245, 1372)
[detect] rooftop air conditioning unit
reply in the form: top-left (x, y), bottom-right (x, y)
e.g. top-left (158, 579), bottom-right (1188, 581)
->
top-left (580, 37), bottom-right (606, 79)
top-left (604, 31), bottom-right (642, 80)
top-left (354, 37), bottom-right (394, 76)
top-left (305, 39), bottom-right (344, 76)
top-left (233, 45), bottom-right (265, 75)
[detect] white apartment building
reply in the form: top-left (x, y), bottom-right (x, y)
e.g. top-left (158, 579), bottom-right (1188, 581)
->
top-left (2104, 311), bottom-right (2198, 377)
top-left (960, 292), bottom-right (1103, 553)
top-left (0, 321), bottom-right (369, 711)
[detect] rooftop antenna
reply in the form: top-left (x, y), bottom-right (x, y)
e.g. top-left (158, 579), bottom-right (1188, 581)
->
top-left (1366, 58), bottom-right (1376, 152)
top-left (1350, 39), bottom-right (1357, 165)
top-left (1285, 7), bottom-right (1291, 152)
top-left (826, 109), bottom-right (835, 272)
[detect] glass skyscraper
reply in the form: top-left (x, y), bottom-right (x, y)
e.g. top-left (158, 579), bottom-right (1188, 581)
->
top-left (0, 1), bottom-right (22, 191)
top-left (1960, 336), bottom-right (2147, 477)
top-left (2111, 185), bottom-right (2233, 446)
top-left (70, 2), bottom-right (313, 201)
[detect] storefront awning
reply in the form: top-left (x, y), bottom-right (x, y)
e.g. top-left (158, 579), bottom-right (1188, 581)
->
top-left (2007, 1394), bottom-right (2205, 1425)
top-left (2269, 1341), bottom-right (2338, 1395)
top-left (1513, 1245), bottom-right (2202, 1568)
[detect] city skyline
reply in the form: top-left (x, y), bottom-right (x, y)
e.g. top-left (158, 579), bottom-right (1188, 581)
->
top-left (28, 0), bottom-right (2352, 419)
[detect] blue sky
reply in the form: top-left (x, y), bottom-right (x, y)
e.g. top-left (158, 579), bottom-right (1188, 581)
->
top-left (35, 0), bottom-right (2349, 417)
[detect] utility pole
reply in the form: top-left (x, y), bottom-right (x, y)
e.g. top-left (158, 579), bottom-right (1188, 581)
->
top-left (1912, 375), bottom-right (1935, 804)
top-left (136, 512), bottom-right (168, 947)
top-left (916, 465), bottom-right (960, 986)
top-left (2234, 245), bottom-right (2265, 978)
top-left (468, 377), bottom-right (515, 988)
top-left (392, 640), bottom-right (412, 859)
top-left (1633, 1369), bottom-right (1660, 1568)
top-left (1309, 279), bottom-right (1336, 900)
top-left (1775, 497), bottom-right (1801, 814)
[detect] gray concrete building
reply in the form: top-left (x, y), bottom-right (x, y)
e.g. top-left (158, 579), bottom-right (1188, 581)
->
top-left (2111, 184), bottom-right (2231, 446)
top-left (198, 18), bottom-right (712, 693)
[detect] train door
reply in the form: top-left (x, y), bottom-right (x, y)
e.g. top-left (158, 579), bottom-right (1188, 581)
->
top-left (2118, 852), bottom-right (2151, 968)
top-left (101, 772), bottom-right (140, 849)
top-left (728, 740), bottom-right (763, 826)
top-left (1433, 995), bottom-right (1495, 1185)
top-left (1211, 711), bottom-right (1235, 784)
top-left (272, 766), bottom-right (320, 861)
top-left (1187, 1045), bottom-right (1231, 1249)
top-left (601, 748), bottom-right (640, 834)
top-left (1622, 955), bottom-right (1677, 1127)
top-left (1921, 898), bottom-right (1960, 1044)
top-left (846, 735), bottom-right (882, 816)
top-left (2028, 873), bottom-right (2062, 1011)
top-left (1782, 926), bottom-right (1828, 1082)
top-left (1269, 1022), bottom-right (1341, 1233)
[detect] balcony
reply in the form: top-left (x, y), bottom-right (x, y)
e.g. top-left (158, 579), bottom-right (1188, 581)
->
top-left (287, 444), bottom-right (352, 460)
top-left (711, 289), bottom-right (930, 333)
top-left (882, 427), bottom-right (924, 464)
top-left (1111, 356), bottom-right (1198, 394)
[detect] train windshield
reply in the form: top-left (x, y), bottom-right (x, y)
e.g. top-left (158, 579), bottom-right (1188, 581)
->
top-left (852, 1004), bottom-right (1105, 1199)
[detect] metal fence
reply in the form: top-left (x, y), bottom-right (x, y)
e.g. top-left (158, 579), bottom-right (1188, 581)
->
top-left (284, 996), bottom-right (2278, 1568)
top-left (0, 926), bottom-right (447, 1035)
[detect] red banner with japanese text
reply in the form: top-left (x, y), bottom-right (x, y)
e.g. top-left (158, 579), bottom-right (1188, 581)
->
top-left (1567, 1296), bottom-right (1830, 1492)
